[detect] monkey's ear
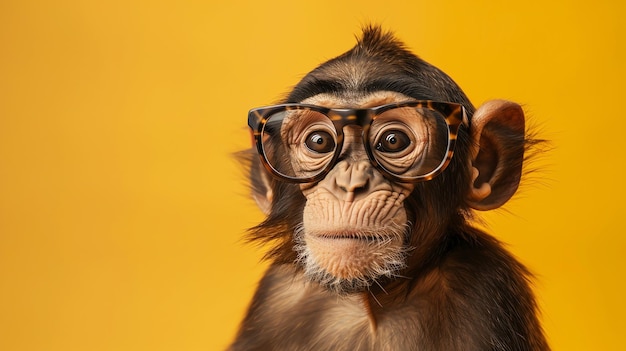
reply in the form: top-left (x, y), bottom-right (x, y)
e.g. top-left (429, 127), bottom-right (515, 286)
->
top-left (250, 158), bottom-right (274, 215)
top-left (467, 100), bottom-right (525, 210)
top-left (247, 129), bottom-right (274, 215)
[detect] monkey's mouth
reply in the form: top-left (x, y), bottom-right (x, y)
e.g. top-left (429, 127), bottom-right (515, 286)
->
top-left (316, 232), bottom-right (389, 243)
top-left (297, 229), bottom-right (408, 291)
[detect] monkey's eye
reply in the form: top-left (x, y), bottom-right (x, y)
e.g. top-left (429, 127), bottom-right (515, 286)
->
top-left (305, 131), bottom-right (336, 153)
top-left (375, 130), bottom-right (411, 153)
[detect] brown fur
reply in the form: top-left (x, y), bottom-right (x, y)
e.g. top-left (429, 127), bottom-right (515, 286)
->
top-left (230, 26), bottom-right (549, 351)
top-left (230, 227), bottom-right (548, 350)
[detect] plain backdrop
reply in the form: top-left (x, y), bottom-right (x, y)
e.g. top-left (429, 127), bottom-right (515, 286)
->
top-left (0, 0), bottom-right (624, 350)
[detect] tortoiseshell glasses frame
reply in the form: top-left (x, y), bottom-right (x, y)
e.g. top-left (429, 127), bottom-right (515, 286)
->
top-left (248, 100), bottom-right (468, 184)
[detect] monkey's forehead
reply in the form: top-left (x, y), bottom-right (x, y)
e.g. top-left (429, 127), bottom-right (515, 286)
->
top-left (300, 91), bottom-right (413, 108)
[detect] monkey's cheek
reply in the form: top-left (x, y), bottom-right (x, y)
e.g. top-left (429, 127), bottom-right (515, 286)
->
top-left (303, 236), bottom-right (403, 280)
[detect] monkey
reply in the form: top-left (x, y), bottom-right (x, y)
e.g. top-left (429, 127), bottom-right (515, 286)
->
top-left (230, 25), bottom-right (549, 351)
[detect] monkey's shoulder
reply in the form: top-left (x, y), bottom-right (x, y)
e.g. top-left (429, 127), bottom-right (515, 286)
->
top-left (405, 230), bottom-right (543, 349)
top-left (436, 229), bottom-right (535, 293)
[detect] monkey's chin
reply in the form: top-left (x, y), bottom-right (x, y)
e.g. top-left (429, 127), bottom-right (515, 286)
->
top-left (295, 231), bottom-right (408, 295)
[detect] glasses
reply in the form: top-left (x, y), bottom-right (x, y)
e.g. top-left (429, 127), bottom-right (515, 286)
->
top-left (248, 100), bottom-right (468, 183)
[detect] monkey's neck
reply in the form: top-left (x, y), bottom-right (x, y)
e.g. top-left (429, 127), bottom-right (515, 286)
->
top-left (360, 292), bottom-right (378, 334)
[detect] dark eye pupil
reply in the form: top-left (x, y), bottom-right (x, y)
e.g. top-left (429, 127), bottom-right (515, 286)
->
top-left (376, 130), bottom-right (410, 153)
top-left (305, 131), bottom-right (335, 153)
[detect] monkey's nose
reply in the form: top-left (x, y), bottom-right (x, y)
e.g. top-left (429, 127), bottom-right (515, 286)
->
top-left (334, 161), bottom-right (372, 201)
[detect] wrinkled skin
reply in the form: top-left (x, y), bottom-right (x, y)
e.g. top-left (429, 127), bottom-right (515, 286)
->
top-left (293, 92), bottom-right (415, 293)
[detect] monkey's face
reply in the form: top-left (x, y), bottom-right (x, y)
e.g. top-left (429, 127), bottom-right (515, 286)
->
top-left (246, 27), bottom-right (525, 297)
top-left (248, 88), bottom-right (471, 294)
top-left (292, 91), bottom-right (417, 294)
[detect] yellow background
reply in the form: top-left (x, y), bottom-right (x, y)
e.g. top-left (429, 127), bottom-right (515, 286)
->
top-left (0, 0), bottom-right (624, 350)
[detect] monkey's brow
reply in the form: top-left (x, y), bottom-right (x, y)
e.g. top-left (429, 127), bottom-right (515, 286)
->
top-left (363, 78), bottom-right (438, 101)
top-left (287, 78), bottom-right (345, 102)
top-left (289, 76), bottom-right (438, 103)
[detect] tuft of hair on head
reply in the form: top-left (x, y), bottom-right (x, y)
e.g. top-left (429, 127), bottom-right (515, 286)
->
top-left (351, 24), bottom-right (411, 58)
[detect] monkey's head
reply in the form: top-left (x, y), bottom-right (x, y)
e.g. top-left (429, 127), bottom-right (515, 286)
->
top-left (244, 26), bottom-right (525, 295)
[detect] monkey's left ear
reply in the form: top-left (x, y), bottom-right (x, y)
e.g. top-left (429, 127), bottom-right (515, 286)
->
top-left (467, 100), bottom-right (525, 210)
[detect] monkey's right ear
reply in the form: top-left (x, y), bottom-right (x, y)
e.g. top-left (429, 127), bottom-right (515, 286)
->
top-left (249, 151), bottom-right (274, 215)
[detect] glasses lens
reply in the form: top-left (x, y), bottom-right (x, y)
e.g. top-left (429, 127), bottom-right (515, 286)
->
top-left (260, 108), bottom-right (337, 180)
top-left (369, 106), bottom-right (450, 179)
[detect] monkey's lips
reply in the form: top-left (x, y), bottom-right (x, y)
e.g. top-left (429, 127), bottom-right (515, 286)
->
top-left (315, 232), bottom-right (390, 242)
top-left (306, 229), bottom-right (402, 250)
top-left (302, 230), bottom-right (405, 281)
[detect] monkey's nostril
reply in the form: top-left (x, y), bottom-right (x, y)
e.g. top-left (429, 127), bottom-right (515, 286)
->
top-left (353, 179), bottom-right (369, 192)
top-left (338, 178), bottom-right (369, 193)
